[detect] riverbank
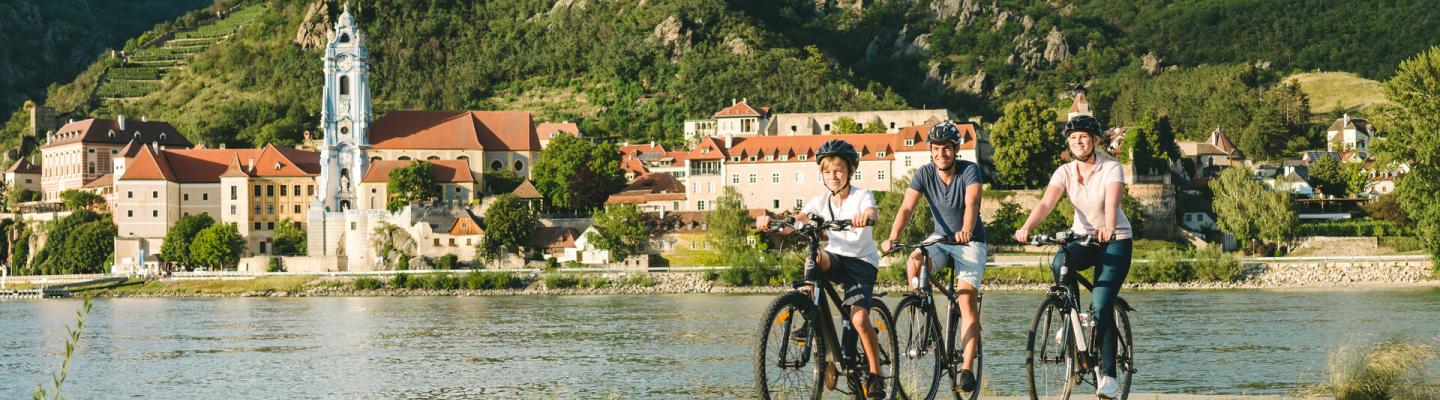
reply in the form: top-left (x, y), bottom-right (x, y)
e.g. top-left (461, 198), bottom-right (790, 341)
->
top-left (83, 267), bottom-right (1440, 298)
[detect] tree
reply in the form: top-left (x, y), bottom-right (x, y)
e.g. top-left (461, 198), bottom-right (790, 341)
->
top-left (1211, 168), bottom-right (1296, 253)
top-left (59, 189), bottom-right (105, 210)
top-left (833, 116), bottom-right (863, 134)
top-left (60, 220), bottom-right (116, 274)
top-left (386, 161), bottom-right (439, 212)
top-left (707, 186), bottom-right (753, 255)
top-left (532, 134), bottom-right (625, 210)
top-left (1122, 114), bottom-right (1169, 175)
top-left (30, 210), bottom-right (102, 274)
top-left (272, 218), bottom-right (306, 256)
top-left (587, 204), bottom-right (649, 261)
top-left (482, 194), bottom-right (537, 257)
top-left (1308, 156), bottom-right (1347, 198)
top-left (1236, 100), bottom-right (1291, 161)
top-left (189, 223), bottom-right (245, 270)
top-left (862, 116), bottom-right (887, 133)
top-left (1365, 193), bottom-right (1412, 228)
top-left (1341, 163), bottom-right (1369, 197)
top-left (991, 99), bottom-right (1062, 189)
top-left (160, 213), bottom-right (214, 267)
top-left (1376, 46), bottom-right (1440, 262)
top-left (483, 169), bottom-right (523, 195)
top-left (985, 201), bottom-right (1025, 245)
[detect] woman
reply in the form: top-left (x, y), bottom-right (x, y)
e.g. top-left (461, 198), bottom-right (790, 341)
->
top-left (1012, 114), bottom-right (1132, 399)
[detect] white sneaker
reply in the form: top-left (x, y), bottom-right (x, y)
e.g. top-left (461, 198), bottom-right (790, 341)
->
top-left (1096, 374), bottom-right (1119, 399)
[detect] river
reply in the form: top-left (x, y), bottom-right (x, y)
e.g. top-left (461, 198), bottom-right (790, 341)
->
top-left (3, 288), bottom-right (1438, 398)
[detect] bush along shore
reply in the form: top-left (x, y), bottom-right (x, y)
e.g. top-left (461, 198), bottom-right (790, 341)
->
top-left (89, 258), bottom-right (1438, 298)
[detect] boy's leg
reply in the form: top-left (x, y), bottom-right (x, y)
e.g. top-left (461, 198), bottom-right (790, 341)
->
top-left (833, 254), bottom-right (883, 375)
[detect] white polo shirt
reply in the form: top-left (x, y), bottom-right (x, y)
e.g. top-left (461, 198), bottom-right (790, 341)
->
top-left (1048, 158), bottom-right (1133, 240)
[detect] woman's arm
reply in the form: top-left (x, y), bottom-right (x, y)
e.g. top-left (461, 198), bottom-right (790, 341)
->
top-left (1015, 184), bottom-right (1065, 243)
top-left (1098, 181), bottom-right (1123, 242)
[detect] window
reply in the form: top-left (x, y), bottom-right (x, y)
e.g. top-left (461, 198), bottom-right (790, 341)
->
top-left (152, 191), bottom-right (158, 198)
top-left (308, 185), bottom-right (315, 196)
top-left (88, 163), bottom-right (95, 174)
top-left (254, 206), bottom-right (261, 214)
top-left (878, 170), bottom-right (886, 180)
top-left (183, 193), bottom-right (190, 201)
top-left (254, 185), bottom-right (262, 196)
top-left (749, 174), bottom-right (756, 184)
top-left (351, 222), bottom-right (356, 230)
top-left (772, 199), bottom-right (780, 209)
top-left (853, 171), bottom-right (862, 180)
top-left (268, 222), bottom-right (275, 230)
top-left (701, 148), bottom-right (710, 155)
top-left (491, 160), bottom-right (503, 170)
top-left (259, 242), bottom-right (268, 254)
top-left (514, 160), bottom-right (524, 172)
top-left (152, 210), bottom-right (158, 217)
top-left (231, 186), bottom-right (237, 200)
top-left (824, 123), bottom-right (831, 131)
top-left (231, 205), bottom-right (236, 215)
top-left (434, 239), bottom-right (441, 246)
top-left (294, 185), bottom-right (301, 196)
top-left (427, 155), bottom-right (440, 160)
top-left (127, 210), bottom-right (133, 217)
top-left (890, 122), bottom-right (896, 129)
top-left (449, 238), bottom-right (457, 247)
top-left (339, 76), bottom-right (350, 95)
top-left (294, 205), bottom-right (302, 213)
top-left (183, 212), bottom-right (189, 217)
top-left (764, 155), bottom-right (773, 161)
top-left (267, 185), bottom-right (275, 197)
top-left (904, 156), bottom-right (912, 167)
top-left (731, 174), bottom-right (740, 184)
top-left (255, 222), bottom-right (263, 230)
top-left (877, 151), bottom-right (886, 158)
top-left (795, 172), bottom-right (803, 183)
top-left (281, 185), bottom-right (288, 196)
top-left (779, 155), bottom-right (788, 161)
top-left (798, 155), bottom-right (809, 161)
top-left (732, 156), bottom-right (741, 162)
top-left (796, 198), bottom-right (804, 208)
top-left (772, 173), bottom-right (780, 183)
top-left (748, 156), bottom-right (757, 162)
top-left (127, 191), bottom-right (134, 199)
top-left (708, 182), bottom-right (714, 193)
top-left (267, 205), bottom-right (275, 214)
top-left (904, 139), bottom-right (915, 146)
top-left (697, 201), bottom-right (706, 211)
top-left (202, 193), bottom-right (208, 201)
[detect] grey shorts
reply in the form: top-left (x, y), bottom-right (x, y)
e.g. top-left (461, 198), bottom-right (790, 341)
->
top-left (925, 241), bottom-right (988, 289)
top-left (820, 251), bottom-right (878, 310)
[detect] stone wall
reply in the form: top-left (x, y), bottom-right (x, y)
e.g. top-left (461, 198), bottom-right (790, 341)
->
top-left (1291, 236), bottom-right (1380, 256)
top-left (1244, 259), bottom-right (1434, 286)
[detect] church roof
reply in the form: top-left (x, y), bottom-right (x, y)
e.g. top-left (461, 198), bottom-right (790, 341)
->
top-left (119, 144), bottom-right (320, 183)
top-left (361, 160), bottom-right (474, 183)
top-left (43, 117), bottom-right (191, 149)
top-left (368, 110), bottom-right (540, 151)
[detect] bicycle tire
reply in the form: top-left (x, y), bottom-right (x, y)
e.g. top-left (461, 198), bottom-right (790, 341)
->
top-left (893, 295), bottom-right (942, 400)
top-left (756, 291), bottom-right (827, 400)
top-left (948, 303), bottom-right (982, 400)
top-left (1026, 295), bottom-right (1076, 400)
top-left (1114, 306), bottom-right (1135, 400)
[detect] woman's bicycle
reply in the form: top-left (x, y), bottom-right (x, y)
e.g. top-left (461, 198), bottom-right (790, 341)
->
top-left (1024, 231), bottom-right (1136, 400)
top-left (755, 216), bottom-right (900, 400)
top-left (884, 236), bottom-right (984, 400)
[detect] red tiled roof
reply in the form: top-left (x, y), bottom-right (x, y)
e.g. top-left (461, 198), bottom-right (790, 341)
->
top-left (361, 160), bottom-right (474, 183)
top-left (369, 110), bottom-right (539, 151)
top-left (527, 226), bottom-right (579, 249)
top-left (687, 136), bottom-right (729, 160)
top-left (510, 179), bottom-right (543, 199)
top-left (1206, 128), bottom-right (1244, 159)
top-left (6, 158), bottom-right (39, 174)
top-left (82, 174), bottom-right (112, 189)
top-left (43, 117), bottom-right (191, 149)
top-left (119, 145), bottom-right (320, 183)
top-left (606, 173), bottom-right (688, 205)
top-left (537, 121), bottom-right (580, 138)
top-left (713, 100), bottom-right (763, 118)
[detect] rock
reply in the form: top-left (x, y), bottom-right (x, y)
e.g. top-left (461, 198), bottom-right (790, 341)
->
top-left (956, 69), bottom-right (987, 94)
top-left (892, 24), bottom-right (910, 50)
top-left (1254, 60), bottom-right (1272, 70)
top-left (1043, 26), bottom-right (1068, 64)
top-left (864, 35), bottom-right (883, 62)
top-left (923, 62), bottom-right (945, 88)
top-left (294, 1), bottom-right (333, 50)
top-left (992, 10), bottom-right (1010, 31)
top-left (957, 0), bottom-right (982, 26)
top-left (932, 0), bottom-right (961, 19)
top-left (1142, 52), bottom-right (1162, 75)
top-left (1021, 14), bottom-right (1034, 33)
top-left (724, 35), bottom-right (753, 57)
top-left (650, 15), bottom-right (691, 61)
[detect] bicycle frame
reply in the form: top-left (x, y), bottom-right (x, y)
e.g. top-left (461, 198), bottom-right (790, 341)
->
top-left (914, 246), bottom-right (981, 368)
top-left (1047, 237), bottom-right (1132, 374)
top-left (780, 217), bottom-right (866, 372)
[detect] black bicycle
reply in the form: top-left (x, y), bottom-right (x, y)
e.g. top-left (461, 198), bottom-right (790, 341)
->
top-left (1024, 231), bottom-right (1136, 400)
top-left (755, 216), bottom-right (899, 400)
top-left (885, 236), bottom-right (984, 400)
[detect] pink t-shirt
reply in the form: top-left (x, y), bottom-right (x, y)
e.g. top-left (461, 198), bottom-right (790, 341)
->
top-left (1047, 158), bottom-right (1133, 239)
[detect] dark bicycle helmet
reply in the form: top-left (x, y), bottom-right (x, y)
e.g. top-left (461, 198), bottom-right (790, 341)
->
top-left (815, 139), bottom-right (860, 170)
top-left (927, 121), bottom-right (961, 145)
top-left (1062, 115), bottom-right (1104, 138)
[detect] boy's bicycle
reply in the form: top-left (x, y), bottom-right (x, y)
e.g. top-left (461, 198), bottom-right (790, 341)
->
top-left (1024, 231), bottom-right (1136, 400)
top-left (755, 216), bottom-right (899, 400)
top-left (884, 236), bottom-right (984, 400)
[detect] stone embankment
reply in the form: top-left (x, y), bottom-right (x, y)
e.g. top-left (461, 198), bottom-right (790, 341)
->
top-left (93, 257), bottom-right (1437, 298)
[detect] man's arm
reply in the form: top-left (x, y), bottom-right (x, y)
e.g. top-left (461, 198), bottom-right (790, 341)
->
top-left (884, 188), bottom-right (923, 252)
top-left (957, 182), bottom-right (981, 244)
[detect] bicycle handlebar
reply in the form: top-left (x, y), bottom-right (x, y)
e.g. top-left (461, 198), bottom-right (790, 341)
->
top-left (880, 236), bottom-right (951, 256)
top-left (759, 214), bottom-right (853, 234)
top-left (1028, 231), bottom-right (1100, 247)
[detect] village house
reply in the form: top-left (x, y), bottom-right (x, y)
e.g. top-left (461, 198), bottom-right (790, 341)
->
top-left (38, 115), bottom-right (191, 202)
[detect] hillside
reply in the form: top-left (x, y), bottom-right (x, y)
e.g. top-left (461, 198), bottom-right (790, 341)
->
top-left (1283, 72), bottom-right (1389, 118)
top-left (11, 0), bottom-right (1440, 159)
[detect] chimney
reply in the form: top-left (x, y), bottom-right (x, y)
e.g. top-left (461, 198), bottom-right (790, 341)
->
top-left (724, 134), bottom-right (733, 149)
top-left (649, 141), bottom-right (655, 149)
top-left (742, 97), bottom-right (747, 104)
top-left (1343, 113), bottom-right (1350, 128)
top-left (219, 143), bottom-right (226, 149)
top-left (247, 157), bottom-right (254, 172)
top-left (731, 98), bottom-right (736, 105)
top-left (118, 114), bottom-right (126, 131)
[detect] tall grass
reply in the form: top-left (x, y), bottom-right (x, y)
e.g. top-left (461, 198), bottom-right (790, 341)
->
top-left (1303, 337), bottom-right (1439, 400)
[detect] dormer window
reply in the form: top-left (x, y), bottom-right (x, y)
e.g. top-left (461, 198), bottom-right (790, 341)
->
top-left (877, 151), bottom-right (887, 157)
top-left (779, 155), bottom-right (788, 161)
top-left (732, 156), bottom-right (741, 162)
top-left (159, 133), bottom-right (167, 140)
top-left (274, 162), bottom-right (283, 170)
top-left (748, 156), bottom-right (757, 162)
top-left (108, 130), bottom-right (115, 138)
top-left (798, 155), bottom-right (809, 161)
top-left (904, 139), bottom-right (915, 146)
top-left (764, 155), bottom-right (773, 161)
top-left (701, 148), bottom-right (710, 154)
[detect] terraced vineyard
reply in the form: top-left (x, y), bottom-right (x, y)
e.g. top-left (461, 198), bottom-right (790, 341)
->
top-left (97, 4), bottom-right (266, 100)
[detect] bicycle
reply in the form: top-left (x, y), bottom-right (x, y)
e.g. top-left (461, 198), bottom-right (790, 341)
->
top-left (1024, 231), bottom-right (1136, 400)
top-left (755, 215), bottom-right (900, 400)
top-left (885, 236), bottom-right (984, 400)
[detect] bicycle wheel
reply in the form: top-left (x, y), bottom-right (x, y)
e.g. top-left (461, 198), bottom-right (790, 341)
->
top-left (756, 291), bottom-right (827, 400)
top-left (850, 300), bottom-right (900, 400)
top-left (893, 295), bottom-right (941, 400)
top-left (1113, 306), bottom-right (1135, 400)
top-left (1026, 295), bottom-right (1076, 400)
top-left (948, 306), bottom-right (982, 400)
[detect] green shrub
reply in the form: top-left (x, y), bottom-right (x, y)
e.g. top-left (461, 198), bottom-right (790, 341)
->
top-left (392, 273), bottom-right (409, 288)
top-left (462, 271), bottom-right (523, 290)
top-left (1297, 219), bottom-right (1410, 237)
top-left (353, 277), bottom-right (383, 290)
top-left (266, 258), bottom-right (285, 273)
top-left (1192, 246), bottom-right (1244, 282)
top-left (424, 274), bottom-right (461, 290)
top-left (1303, 337), bottom-right (1438, 400)
top-left (1131, 248), bottom-right (1193, 284)
top-left (544, 273), bottom-right (581, 289)
top-left (396, 256), bottom-right (410, 271)
top-left (983, 265), bottom-right (1053, 285)
top-left (435, 254), bottom-right (458, 270)
top-left (619, 275), bottom-right (656, 287)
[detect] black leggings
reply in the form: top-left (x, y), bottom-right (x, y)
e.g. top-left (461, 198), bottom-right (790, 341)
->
top-left (1050, 239), bottom-right (1131, 377)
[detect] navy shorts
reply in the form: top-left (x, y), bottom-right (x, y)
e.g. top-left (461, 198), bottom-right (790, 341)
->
top-left (820, 251), bottom-right (878, 310)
